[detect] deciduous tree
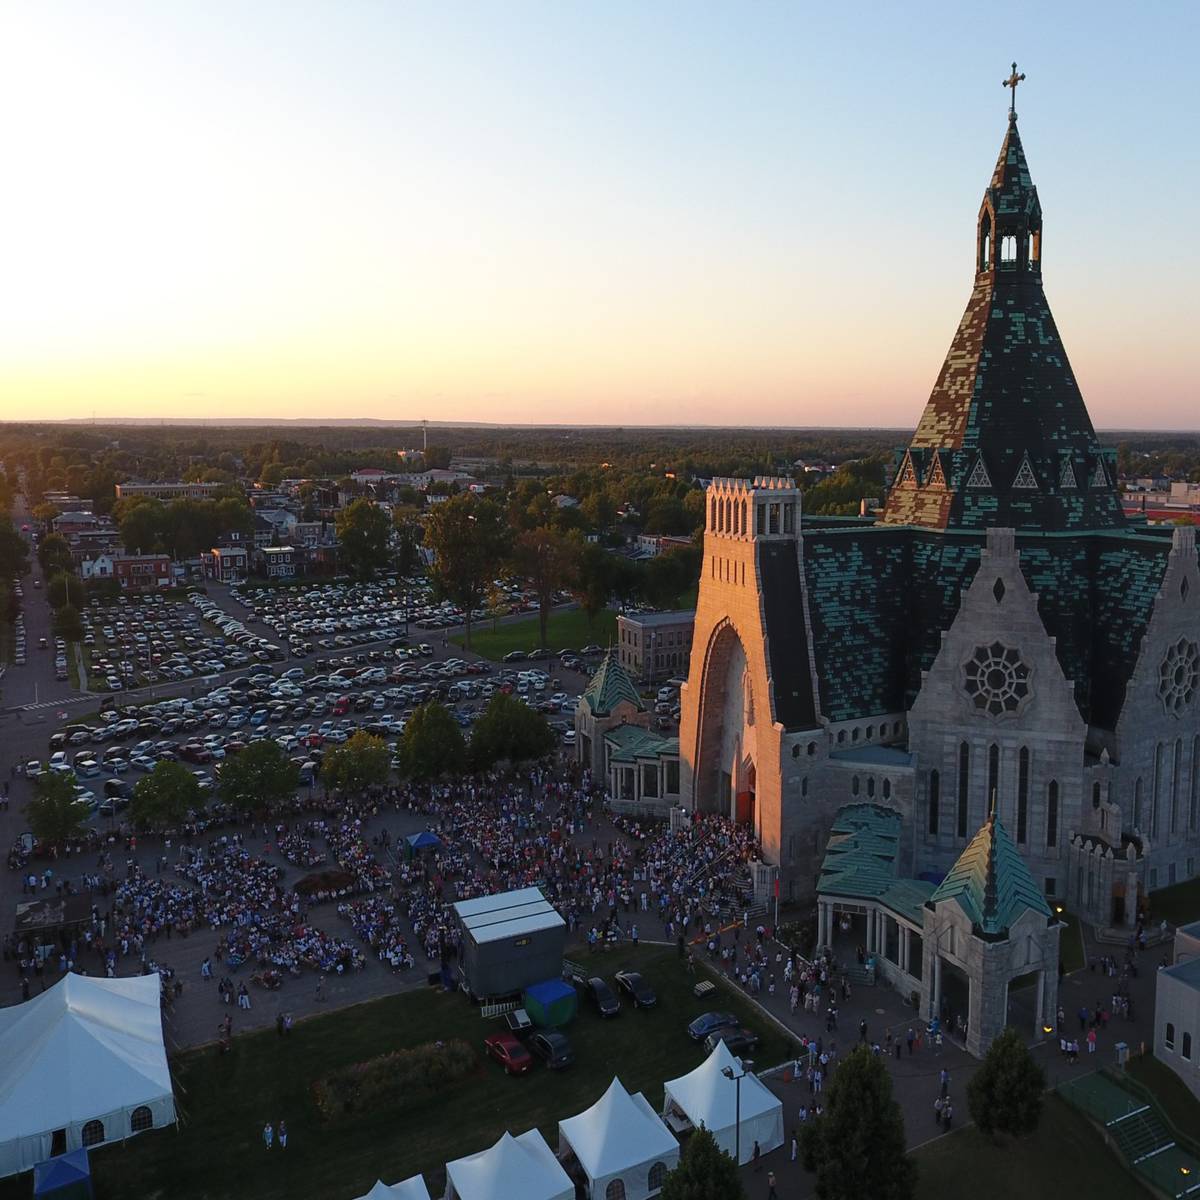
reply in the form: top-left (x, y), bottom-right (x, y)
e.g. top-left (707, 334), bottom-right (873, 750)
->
top-left (400, 702), bottom-right (466, 780)
top-left (217, 740), bottom-right (300, 815)
top-left (26, 773), bottom-right (89, 847)
top-left (335, 498), bottom-right (393, 579)
top-left (423, 495), bottom-right (508, 650)
top-left (323, 731), bottom-right (392, 794)
top-left (511, 526), bottom-right (573, 651)
top-left (660, 1126), bottom-right (745, 1200)
top-left (966, 1026), bottom-right (1046, 1139)
top-left (470, 692), bottom-right (555, 770)
top-left (132, 760), bottom-right (202, 831)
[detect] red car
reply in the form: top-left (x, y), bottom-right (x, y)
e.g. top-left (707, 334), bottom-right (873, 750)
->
top-left (483, 1033), bottom-right (533, 1076)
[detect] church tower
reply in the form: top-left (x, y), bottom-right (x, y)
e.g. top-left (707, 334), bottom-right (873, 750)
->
top-left (881, 70), bottom-right (1125, 532)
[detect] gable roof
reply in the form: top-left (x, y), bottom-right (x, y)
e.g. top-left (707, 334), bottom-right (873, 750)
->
top-left (580, 651), bottom-right (644, 717)
top-left (929, 808), bottom-right (1052, 938)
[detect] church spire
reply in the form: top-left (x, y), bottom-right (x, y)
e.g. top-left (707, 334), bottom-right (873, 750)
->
top-left (880, 72), bottom-right (1125, 534)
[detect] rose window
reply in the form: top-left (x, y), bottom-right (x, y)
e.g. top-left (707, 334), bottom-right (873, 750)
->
top-left (1159, 638), bottom-right (1199, 716)
top-left (963, 643), bottom-right (1031, 716)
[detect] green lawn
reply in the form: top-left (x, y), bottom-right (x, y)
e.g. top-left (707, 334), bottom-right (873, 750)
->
top-left (1127, 1054), bottom-right (1200, 1137)
top-left (457, 607), bottom-right (616, 660)
top-left (913, 1093), bottom-right (1152, 1200)
top-left (1148, 877), bottom-right (1200, 928)
top-left (1, 945), bottom-right (787, 1200)
top-left (1057, 909), bottom-right (1086, 974)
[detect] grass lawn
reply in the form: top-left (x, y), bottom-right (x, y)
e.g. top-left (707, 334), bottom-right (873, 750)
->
top-left (458, 607), bottom-right (616, 660)
top-left (1126, 1054), bottom-right (1200, 1137)
top-left (913, 1093), bottom-right (1152, 1200)
top-left (0, 945), bottom-right (788, 1200)
top-left (1058, 909), bottom-right (1086, 974)
top-left (1148, 877), bottom-right (1200, 928)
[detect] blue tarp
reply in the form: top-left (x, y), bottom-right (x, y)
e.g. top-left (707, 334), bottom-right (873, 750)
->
top-left (406, 831), bottom-right (441, 850)
top-left (34, 1148), bottom-right (92, 1198)
top-left (525, 978), bottom-right (575, 1007)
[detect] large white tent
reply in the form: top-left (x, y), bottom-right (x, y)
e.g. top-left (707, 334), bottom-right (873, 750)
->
top-left (661, 1041), bottom-right (783, 1166)
top-left (352, 1177), bottom-right (431, 1200)
top-left (0, 973), bottom-right (175, 1178)
top-left (559, 1077), bottom-right (680, 1200)
top-left (444, 1129), bottom-right (573, 1200)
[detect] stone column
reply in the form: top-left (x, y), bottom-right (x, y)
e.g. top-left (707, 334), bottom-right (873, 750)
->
top-left (932, 954), bottom-right (942, 1015)
top-left (901, 926), bottom-right (910, 975)
top-left (1034, 968), bottom-right (1045, 1038)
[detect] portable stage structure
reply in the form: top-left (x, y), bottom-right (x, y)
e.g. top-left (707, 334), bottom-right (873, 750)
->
top-left (453, 887), bottom-right (566, 999)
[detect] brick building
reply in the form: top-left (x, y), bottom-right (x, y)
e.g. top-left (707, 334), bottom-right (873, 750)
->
top-left (616, 611), bottom-right (694, 683)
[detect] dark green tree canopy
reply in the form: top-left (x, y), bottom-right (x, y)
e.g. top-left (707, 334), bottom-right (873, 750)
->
top-left (335, 497), bottom-right (393, 579)
top-left (322, 730), bottom-right (393, 793)
top-left (217, 739), bottom-right (300, 815)
top-left (132, 760), bottom-right (202, 831)
top-left (400, 702), bottom-right (466, 780)
top-left (470, 691), bottom-right (555, 770)
top-left (26, 773), bottom-right (89, 847)
top-left (966, 1026), bottom-right (1046, 1139)
top-left (802, 1045), bottom-right (917, 1200)
top-left (660, 1126), bottom-right (745, 1200)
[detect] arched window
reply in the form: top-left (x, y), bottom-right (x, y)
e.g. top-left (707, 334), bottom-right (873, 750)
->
top-left (1134, 776), bottom-right (1144, 830)
top-left (1172, 740), bottom-right (1182, 833)
top-left (709, 496), bottom-right (717, 530)
top-left (957, 742), bottom-right (970, 838)
top-left (801, 777), bottom-right (809, 798)
top-left (81, 1120), bottom-right (105, 1148)
top-left (1092, 781), bottom-right (1101, 810)
top-left (1000, 234), bottom-right (1018, 263)
top-left (1153, 742), bottom-right (1164, 838)
top-left (988, 744), bottom-right (1000, 813)
top-left (1165, 1022), bottom-right (1176, 1051)
top-left (852, 776), bottom-right (860, 797)
top-left (1017, 747), bottom-right (1029, 844)
top-left (866, 725), bottom-right (874, 740)
top-left (1047, 780), bottom-right (1059, 848)
top-left (867, 777), bottom-right (876, 798)
top-left (741, 499), bottom-right (748, 535)
top-left (130, 1106), bottom-right (153, 1133)
top-left (979, 210), bottom-right (992, 271)
top-left (1185, 1032), bottom-right (1194, 1061)
top-left (1191, 737), bottom-right (1199, 831)
top-left (883, 778), bottom-right (891, 800)
top-left (606, 1180), bottom-right (627, 1200)
top-left (928, 769), bottom-right (940, 835)
top-left (648, 1162), bottom-right (668, 1190)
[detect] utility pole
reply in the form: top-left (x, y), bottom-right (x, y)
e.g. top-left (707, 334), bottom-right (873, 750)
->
top-left (721, 1058), bottom-right (755, 1165)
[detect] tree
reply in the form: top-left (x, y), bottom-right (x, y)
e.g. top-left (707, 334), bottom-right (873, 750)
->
top-left (37, 532), bottom-right (74, 576)
top-left (0, 522), bottom-right (29, 579)
top-left (660, 1126), bottom-right (745, 1200)
top-left (31, 501), bottom-right (61, 526)
top-left (423, 445), bottom-right (452, 470)
top-left (118, 498), bottom-right (165, 554)
top-left (470, 692), bottom-right (555, 770)
top-left (26, 773), bottom-right (88, 847)
top-left (335, 498), bottom-right (393, 579)
top-left (423, 495), bottom-right (509, 650)
top-left (47, 571), bottom-right (84, 611)
top-left (217, 739), bottom-right (299, 815)
top-left (511, 526), bottom-right (573, 651)
top-left (52, 603), bottom-right (83, 642)
top-left (966, 1026), bottom-right (1046, 1139)
top-left (392, 506), bottom-right (423, 577)
top-left (131, 760), bottom-right (202, 831)
top-left (322, 730), bottom-right (392, 794)
top-left (801, 1045), bottom-right (916, 1200)
top-left (400, 702), bottom-right (466, 780)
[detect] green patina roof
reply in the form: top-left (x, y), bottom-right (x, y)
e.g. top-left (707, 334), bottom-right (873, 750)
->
top-left (929, 808), bottom-right (1051, 937)
top-left (603, 723), bottom-right (677, 763)
top-left (817, 804), bottom-right (934, 925)
top-left (580, 651), bottom-right (644, 718)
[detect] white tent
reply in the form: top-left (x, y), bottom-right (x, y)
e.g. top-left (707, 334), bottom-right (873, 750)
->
top-left (444, 1129), bottom-right (573, 1200)
top-left (0, 973), bottom-right (175, 1178)
top-left (353, 1178), bottom-right (432, 1200)
top-left (661, 1041), bottom-right (783, 1166)
top-left (559, 1077), bottom-right (680, 1200)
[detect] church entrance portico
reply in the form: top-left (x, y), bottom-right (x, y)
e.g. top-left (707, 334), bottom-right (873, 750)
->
top-left (935, 956), bottom-right (972, 1044)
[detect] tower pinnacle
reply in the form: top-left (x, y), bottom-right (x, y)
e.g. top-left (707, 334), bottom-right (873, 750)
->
top-left (1003, 62), bottom-right (1025, 121)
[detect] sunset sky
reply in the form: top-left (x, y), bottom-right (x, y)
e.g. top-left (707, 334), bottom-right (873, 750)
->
top-left (1, 1), bottom-right (1196, 428)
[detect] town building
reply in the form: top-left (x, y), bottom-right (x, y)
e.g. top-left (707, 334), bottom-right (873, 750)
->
top-left (1155, 922), bottom-right (1200, 1101)
top-left (114, 481), bottom-right (226, 502)
top-left (617, 611), bottom-right (695, 684)
top-left (259, 546), bottom-right (297, 578)
top-left (82, 553), bottom-right (172, 591)
top-left (201, 545), bottom-right (249, 582)
top-left (672, 88), bottom-right (1199, 1050)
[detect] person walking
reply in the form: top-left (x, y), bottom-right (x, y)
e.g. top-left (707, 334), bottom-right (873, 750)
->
top-left (263, 1122), bottom-right (273, 1150)
top-left (752, 1140), bottom-right (761, 1172)
top-left (906, 1026), bottom-right (915, 1055)
top-left (939, 1068), bottom-right (950, 1098)
top-left (315, 974), bottom-right (326, 1001)
top-left (278, 1120), bottom-right (288, 1150)
top-left (767, 1169), bottom-right (778, 1199)
top-left (934, 1096), bottom-right (943, 1125)
top-left (943, 1100), bottom-right (954, 1131)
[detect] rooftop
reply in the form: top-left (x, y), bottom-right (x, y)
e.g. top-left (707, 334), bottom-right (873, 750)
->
top-left (580, 651), bottom-right (644, 718)
top-left (617, 610), bottom-right (695, 627)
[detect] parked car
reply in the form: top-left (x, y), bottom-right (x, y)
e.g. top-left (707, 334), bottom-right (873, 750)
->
top-left (483, 1032), bottom-right (533, 1076)
top-left (581, 976), bottom-right (620, 1017)
top-left (687, 1011), bottom-right (738, 1041)
top-left (614, 970), bottom-right (657, 1009)
top-left (528, 1030), bottom-right (575, 1070)
top-left (703, 1026), bottom-right (761, 1057)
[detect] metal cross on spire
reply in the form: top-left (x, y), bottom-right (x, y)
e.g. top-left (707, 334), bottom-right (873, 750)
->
top-left (1003, 62), bottom-right (1026, 119)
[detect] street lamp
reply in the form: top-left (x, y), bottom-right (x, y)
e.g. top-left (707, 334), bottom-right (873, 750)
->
top-left (721, 1059), bottom-right (755, 1166)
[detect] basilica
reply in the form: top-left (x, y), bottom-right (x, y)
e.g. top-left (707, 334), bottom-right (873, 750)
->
top-left (675, 89), bottom-right (1200, 1004)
